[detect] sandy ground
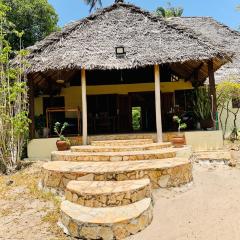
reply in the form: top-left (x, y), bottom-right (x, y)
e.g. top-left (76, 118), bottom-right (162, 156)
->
top-left (0, 162), bottom-right (69, 240)
top-left (1, 161), bottom-right (240, 240)
top-left (129, 163), bottom-right (240, 240)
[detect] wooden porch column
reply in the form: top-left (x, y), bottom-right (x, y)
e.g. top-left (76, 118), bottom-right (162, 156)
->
top-left (28, 78), bottom-right (35, 139)
top-left (81, 68), bottom-right (88, 145)
top-left (154, 64), bottom-right (163, 142)
top-left (208, 60), bottom-right (217, 130)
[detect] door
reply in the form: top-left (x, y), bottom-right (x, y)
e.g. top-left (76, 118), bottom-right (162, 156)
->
top-left (117, 94), bottom-right (131, 132)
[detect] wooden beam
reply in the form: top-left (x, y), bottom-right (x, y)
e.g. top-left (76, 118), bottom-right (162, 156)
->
top-left (81, 68), bottom-right (88, 145)
top-left (28, 78), bottom-right (35, 139)
top-left (186, 62), bottom-right (204, 82)
top-left (154, 64), bottom-right (163, 142)
top-left (208, 60), bottom-right (217, 130)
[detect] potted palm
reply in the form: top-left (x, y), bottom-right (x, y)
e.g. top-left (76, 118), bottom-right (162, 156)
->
top-left (54, 122), bottom-right (70, 151)
top-left (171, 115), bottom-right (187, 148)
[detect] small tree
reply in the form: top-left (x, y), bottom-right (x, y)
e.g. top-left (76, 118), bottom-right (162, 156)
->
top-left (217, 77), bottom-right (240, 140)
top-left (0, 3), bottom-right (30, 173)
top-left (173, 115), bottom-right (187, 133)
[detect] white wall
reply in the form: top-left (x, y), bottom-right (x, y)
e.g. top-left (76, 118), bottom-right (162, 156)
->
top-left (219, 100), bottom-right (240, 138)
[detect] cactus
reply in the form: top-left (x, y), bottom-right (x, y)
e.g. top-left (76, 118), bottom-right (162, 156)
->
top-left (193, 87), bottom-right (211, 121)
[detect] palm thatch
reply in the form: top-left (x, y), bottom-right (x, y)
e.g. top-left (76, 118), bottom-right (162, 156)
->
top-left (27, 2), bottom-right (231, 87)
top-left (167, 17), bottom-right (240, 83)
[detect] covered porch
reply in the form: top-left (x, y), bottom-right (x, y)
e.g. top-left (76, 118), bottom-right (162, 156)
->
top-left (30, 60), bottom-right (220, 144)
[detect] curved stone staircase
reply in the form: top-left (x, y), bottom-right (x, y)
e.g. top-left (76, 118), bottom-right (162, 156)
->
top-left (41, 138), bottom-right (193, 240)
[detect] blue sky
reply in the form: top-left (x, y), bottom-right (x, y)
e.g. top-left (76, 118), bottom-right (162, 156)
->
top-left (48, 0), bottom-right (240, 30)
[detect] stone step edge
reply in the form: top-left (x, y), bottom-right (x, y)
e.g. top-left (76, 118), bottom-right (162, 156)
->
top-left (65, 179), bottom-right (151, 207)
top-left (71, 142), bottom-right (172, 152)
top-left (60, 198), bottom-right (153, 239)
top-left (90, 139), bottom-right (154, 146)
top-left (42, 158), bottom-right (193, 190)
top-left (51, 148), bottom-right (177, 162)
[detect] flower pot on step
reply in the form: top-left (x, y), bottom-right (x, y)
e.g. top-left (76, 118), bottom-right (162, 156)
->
top-left (171, 134), bottom-right (185, 148)
top-left (56, 140), bottom-right (70, 151)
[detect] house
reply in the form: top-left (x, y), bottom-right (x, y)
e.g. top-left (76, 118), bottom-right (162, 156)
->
top-left (26, 2), bottom-right (232, 159)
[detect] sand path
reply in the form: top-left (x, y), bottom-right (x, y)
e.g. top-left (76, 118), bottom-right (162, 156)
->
top-left (128, 164), bottom-right (240, 240)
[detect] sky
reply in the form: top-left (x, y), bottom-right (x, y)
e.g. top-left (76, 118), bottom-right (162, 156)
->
top-left (48, 0), bottom-right (240, 30)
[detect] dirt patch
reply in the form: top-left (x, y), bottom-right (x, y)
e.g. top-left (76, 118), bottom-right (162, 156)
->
top-left (0, 161), bottom-right (68, 240)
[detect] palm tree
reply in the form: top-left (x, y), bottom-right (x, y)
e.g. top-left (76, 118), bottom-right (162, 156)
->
top-left (84, 0), bottom-right (102, 12)
top-left (84, 0), bottom-right (123, 12)
top-left (156, 2), bottom-right (183, 18)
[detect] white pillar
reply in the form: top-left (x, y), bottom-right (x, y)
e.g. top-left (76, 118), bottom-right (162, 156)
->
top-left (81, 68), bottom-right (88, 145)
top-left (154, 64), bottom-right (163, 142)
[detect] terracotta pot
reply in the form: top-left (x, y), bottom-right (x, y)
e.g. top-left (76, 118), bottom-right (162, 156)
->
top-left (200, 119), bottom-right (213, 130)
top-left (171, 134), bottom-right (185, 148)
top-left (56, 140), bottom-right (70, 151)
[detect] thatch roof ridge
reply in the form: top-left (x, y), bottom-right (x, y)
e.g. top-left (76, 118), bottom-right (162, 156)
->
top-left (29, 3), bottom-right (230, 57)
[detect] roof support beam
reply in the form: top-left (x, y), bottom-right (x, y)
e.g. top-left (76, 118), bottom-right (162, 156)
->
top-left (81, 68), bottom-right (88, 145)
top-left (186, 62), bottom-right (204, 82)
top-left (154, 64), bottom-right (163, 142)
top-left (208, 60), bottom-right (217, 130)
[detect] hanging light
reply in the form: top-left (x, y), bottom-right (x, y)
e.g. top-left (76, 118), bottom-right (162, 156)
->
top-left (120, 70), bottom-right (124, 82)
top-left (56, 79), bottom-right (65, 84)
top-left (56, 71), bottom-right (65, 84)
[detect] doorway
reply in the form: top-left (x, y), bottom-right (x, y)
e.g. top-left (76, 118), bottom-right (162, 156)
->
top-left (132, 106), bottom-right (142, 131)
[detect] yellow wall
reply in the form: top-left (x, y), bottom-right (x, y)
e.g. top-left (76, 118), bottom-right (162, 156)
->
top-left (34, 81), bottom-right (193, 117)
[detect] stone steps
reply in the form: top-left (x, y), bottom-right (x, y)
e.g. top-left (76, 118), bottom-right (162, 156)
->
top-left (90, 139), bottom-right (154, 146)
top-left (65, 179), bottom-right (151, 207)
top-left (71, 142), bottom-right (172, 153)
top-left (60, 198), bottom-right (153, 239)
top-left (51, 148), bottom-right (177, 162)
top-left (41, 158), bottom-right (192, 191)
top-left (193, 150), bottom-right (231, 164)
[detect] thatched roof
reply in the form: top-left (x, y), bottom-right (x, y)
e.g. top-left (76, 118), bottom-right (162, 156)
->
top-left (167, 17), bottom-right (240, 83)
top-left (27, 2), bottom-right (231, 87)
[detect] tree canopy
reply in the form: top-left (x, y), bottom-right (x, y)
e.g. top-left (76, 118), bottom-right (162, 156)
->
top-left (156, 2), bottom-right (184, 18)
top-left (2, 0), bottom-right (59, 49)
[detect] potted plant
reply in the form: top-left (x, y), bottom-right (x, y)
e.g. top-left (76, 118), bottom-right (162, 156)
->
top-left (193, 88), bottom-right (213, 130)
top-left (54, 122), bottom-right (70, 151)
top-left (171, 115), bottom-right (187, 148)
